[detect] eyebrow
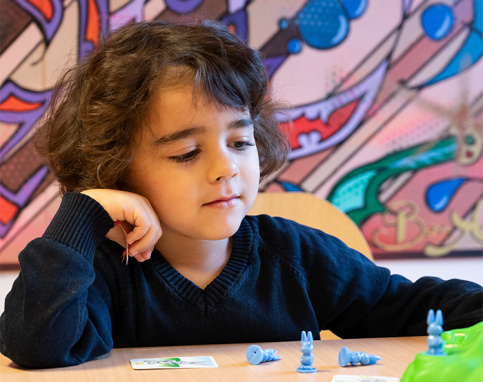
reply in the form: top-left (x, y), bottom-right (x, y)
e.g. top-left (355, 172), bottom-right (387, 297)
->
top-left (153, 118), bottom-right (254, 146)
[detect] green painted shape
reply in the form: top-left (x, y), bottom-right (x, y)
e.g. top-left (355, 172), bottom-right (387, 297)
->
top-left (327, 137), bottom-right (457, 225)
top-left (400, 321), bottom-right (483, 382)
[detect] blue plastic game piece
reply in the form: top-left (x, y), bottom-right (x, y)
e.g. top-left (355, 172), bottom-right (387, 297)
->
top-left (338, 346), bottom-right (380, 366)
top-left (401, 322), bottom-right (483, 382)
top-left (426, 309), bottom-right (446, 356)
top-left (296, 330), bottom-right (317, 373)
top-left (246, 344), bottom-right (281, 365)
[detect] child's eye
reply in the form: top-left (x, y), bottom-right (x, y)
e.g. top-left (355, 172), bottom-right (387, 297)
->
top-left (170, 149), bottom-right (200, 163)
top-left (232, 141), bottom-right (255, 150)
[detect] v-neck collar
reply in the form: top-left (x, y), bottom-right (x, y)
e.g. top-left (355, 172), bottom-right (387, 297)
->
top-left (148, 219), bottom-right (253, 309)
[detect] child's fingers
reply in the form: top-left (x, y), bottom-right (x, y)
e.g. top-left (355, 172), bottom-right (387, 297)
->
top-left (132, 249), bottom-right (152, 263)
top-left (117, 214), bottom-right (160, 263)
top-left (129, 225), bottom-right (162, 260)
top-left (125, 219), bottom-right (159, 245)
top-left (80, 189), bottom-right (162, 263)
top-left (125, 198), bottom-right (161, 241)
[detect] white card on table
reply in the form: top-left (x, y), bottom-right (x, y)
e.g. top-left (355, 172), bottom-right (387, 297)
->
top-left (330, 376), bottom-right (399, 382)
top-left (131, 356), bottom-right (218, 369)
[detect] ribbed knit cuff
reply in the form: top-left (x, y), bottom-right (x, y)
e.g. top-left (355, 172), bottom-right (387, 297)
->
top-left (43, 192), bottom-right (114, 261)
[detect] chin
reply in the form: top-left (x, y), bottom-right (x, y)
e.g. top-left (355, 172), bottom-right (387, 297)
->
top-left (201, 219), bottom-right (243, 241)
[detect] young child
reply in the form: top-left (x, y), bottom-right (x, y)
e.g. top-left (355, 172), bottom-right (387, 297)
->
top-left (1, 20), bottom-right (482, 369)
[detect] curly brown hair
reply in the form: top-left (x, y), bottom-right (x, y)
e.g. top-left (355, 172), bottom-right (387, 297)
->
top-left (34, 20), bottom-right (290, 194)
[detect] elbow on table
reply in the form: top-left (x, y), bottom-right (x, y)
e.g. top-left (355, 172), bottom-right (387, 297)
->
top-left (0, 333), bottom-right (112, 369)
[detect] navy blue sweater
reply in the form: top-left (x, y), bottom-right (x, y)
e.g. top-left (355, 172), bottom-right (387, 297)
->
top-left (1, 192), bottom-right (482, 368)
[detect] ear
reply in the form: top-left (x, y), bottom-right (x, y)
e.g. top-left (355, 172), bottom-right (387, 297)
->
top-left (435, 309), bottom-right (443, 326)
top-left (427, 309), bottom-right (435, 325)
top-left (308, 331), bottom-right (313, 343)
top-left (301, 331), bottom-right (307, 342)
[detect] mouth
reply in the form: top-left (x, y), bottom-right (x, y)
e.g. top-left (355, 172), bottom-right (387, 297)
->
top-left (203, 195), bottom-right (240, 208)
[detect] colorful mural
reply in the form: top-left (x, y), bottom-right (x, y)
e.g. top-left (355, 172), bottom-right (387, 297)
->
top-left (0, 0), bottom-right (482, 262)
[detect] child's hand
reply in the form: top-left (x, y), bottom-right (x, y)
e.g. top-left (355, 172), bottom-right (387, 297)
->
top-left (81, 189), bottom-right (162, 262)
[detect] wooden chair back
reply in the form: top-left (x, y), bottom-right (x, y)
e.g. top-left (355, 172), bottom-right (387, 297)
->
top-left (248, 192), bottom-right (373, 339)
top-left (249, 192), bottom-right (372, 260)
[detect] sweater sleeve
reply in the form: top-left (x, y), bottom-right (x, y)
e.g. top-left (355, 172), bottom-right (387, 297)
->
top-left (308, 232), bottom-right (483, 338)
top-left (0, 192), bottom-right (115, 368)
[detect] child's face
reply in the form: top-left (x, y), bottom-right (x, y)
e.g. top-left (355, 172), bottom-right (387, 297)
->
top-left (128, 84), bottom-right (260, 245)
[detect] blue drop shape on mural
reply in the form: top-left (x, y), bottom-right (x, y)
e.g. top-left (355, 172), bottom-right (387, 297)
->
top-left (288, 38), bottom-right (303, 53)
top-left (426, 178), bottom-right (466, 212)
top-left (341, 0), bottom-right (367, 19)
top-left (421, 3), bottom-right (454, 40)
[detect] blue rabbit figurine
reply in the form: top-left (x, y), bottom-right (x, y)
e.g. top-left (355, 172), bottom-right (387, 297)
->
top-left (296, 330), bottom-right (317, 373)
top-left (426, 309), bottom-right (446, 356)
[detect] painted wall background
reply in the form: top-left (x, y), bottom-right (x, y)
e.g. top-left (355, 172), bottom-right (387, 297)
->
top-left (0, 0), bottom-right (482, 263)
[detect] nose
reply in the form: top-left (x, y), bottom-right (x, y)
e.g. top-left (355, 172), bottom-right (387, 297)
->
top-left (208, 149), bottom-right (239, 182)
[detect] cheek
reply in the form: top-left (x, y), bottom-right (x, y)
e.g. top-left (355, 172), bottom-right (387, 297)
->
top-left (243, 153), bottom-right (261, 199)
top-left (149, 176), bottom-right (191, 206)
top-left (248, 151), bottom-right (261, 181)
top-left (126, 162), bottom-right (168, 204)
